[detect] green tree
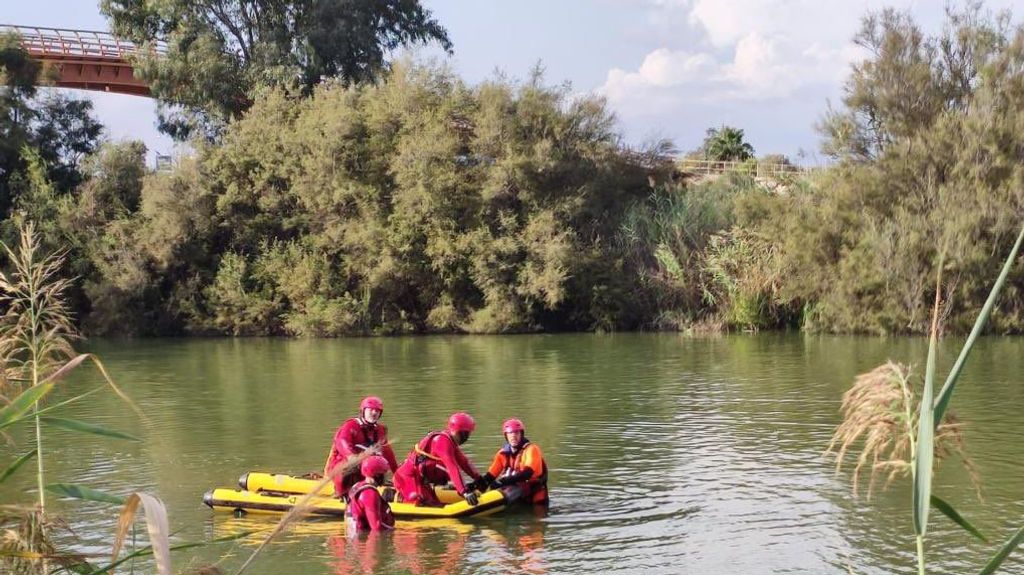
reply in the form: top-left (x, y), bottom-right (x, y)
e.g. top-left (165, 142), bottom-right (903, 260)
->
top-left (63, 61), bottom-right (666, 336)
top-left (0, 33), bottom-right (40, 183)
top-left (101, 0), bottom-right (452, 139)
top-left (819, 4), bottom-right (1008, 161)
top-left (30, 96), bottom-right (104, 193)
top-left (0, 32), bottom-right (103, 221)
top-left (752, 3), bottom-right (1024, 335)
top-left (702, 126), bottom-right (755, 161)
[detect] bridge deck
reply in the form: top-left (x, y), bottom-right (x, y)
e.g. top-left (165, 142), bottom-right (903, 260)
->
top-left (2, 24), bottom-right (163, 96)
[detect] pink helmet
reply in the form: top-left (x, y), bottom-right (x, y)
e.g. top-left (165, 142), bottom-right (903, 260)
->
top-left (360, 396), bottom-right (384, 413)
top-left (360, 455), bottom-right (390, 478)
top-left (447, 412), bottom-right (476, 434)
top-left (502, 418), bottom-right (525, 434)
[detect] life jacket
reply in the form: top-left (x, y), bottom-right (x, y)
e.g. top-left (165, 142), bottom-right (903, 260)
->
top-left (346, 481), bottom-right (394, 530)
top-left (352, 418), bottom-right (383, 452)
top-left (411, 431), bottom-right (456, 468)
top-left (496, 440), bottom-right (548, 485)
top-left (325, 418), bottom-right (386, 479)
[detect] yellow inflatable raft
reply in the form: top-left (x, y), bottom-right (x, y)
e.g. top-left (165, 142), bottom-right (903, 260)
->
top-left (203, 472), bottom-right (521, 519)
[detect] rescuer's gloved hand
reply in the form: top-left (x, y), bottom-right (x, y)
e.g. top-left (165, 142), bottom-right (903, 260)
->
top-left (463, 491), bottom-right (479, 506)
top-left (466, 473), bottom-right (494, 492)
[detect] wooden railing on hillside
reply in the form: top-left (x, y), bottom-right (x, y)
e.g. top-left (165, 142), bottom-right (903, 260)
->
top-left (677, 158), bottom-right (821, 179)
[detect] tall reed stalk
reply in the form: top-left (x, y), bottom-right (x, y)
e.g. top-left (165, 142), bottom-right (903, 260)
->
top-left (0, 221), bottom-right (267, 574)
top-left (0, 221), bottom-right (148, 574)
top-left (828, 223), bottom-right (1024, 574)
top-left (0, 222), bottom-right (75, 572)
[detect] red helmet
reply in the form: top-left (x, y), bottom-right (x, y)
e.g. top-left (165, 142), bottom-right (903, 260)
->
top-left (502, 418), bottom-right (525, 434)
top-left (360, 396), bottom-right (384, 413)
top-left (360, 455), bottom-right (390, 478)
top-left (447, 412), bottom-right (476, 433)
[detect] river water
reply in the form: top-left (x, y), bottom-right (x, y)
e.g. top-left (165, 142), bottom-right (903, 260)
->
top-left (3, 334), bottom-right (1024, 574)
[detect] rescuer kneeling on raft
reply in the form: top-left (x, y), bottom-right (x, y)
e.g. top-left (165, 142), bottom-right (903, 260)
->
top-left (468, 418), bottom-right (548, 505)
top-left (393, 412), bottom-right (483, 507)
top-left (326, 396), bottom-right (399, 499)
top-left (346, 455), bottom-right (396, 533)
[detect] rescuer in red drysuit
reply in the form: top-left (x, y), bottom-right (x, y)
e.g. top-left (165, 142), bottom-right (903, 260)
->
top-left (393, 412), bottom-right (482, 507)
top-left (346, 455), bottom-right (396, 533)
top-left (325, 396), bottom-right (399, 497)
top-left (468, 418), bottom-right (549, 505)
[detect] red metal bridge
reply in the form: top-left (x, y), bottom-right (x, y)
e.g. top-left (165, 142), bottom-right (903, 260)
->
top-left (2, 25), bottom-right (162, 97)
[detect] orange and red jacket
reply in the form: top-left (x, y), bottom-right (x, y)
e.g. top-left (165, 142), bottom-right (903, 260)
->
top-left (487, 441), bottom-right (547, 501)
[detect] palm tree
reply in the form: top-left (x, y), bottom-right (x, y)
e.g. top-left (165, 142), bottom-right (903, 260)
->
top-left (702, 126), bottom-right (755, 161)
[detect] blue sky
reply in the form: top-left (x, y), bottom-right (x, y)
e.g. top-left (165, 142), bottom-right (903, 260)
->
top-left (4, 1), bottom-right (1020, 163)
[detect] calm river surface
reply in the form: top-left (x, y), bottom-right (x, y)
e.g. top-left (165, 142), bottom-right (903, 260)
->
top-left (3, 334), bottom-right (1024, 574)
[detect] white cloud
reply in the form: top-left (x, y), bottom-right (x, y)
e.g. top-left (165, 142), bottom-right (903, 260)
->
top-left (722, 32), bottom-right (794, 97)
top-left (636, 48), bottom-right (715, 87)
top-left (599, 30), bottom-right (834, 109)
top-left (688, 0), bottom-right (773, 47)
top-left (598, 0), bottom-right (904, 114)
top-left (689, 0), bottom-right (907, 48)
top-left (599, 48), bottom-right (718, 114)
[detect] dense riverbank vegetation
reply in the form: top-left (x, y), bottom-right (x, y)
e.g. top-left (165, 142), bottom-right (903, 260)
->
top-left (3, 4), bottom-right (1024, 337)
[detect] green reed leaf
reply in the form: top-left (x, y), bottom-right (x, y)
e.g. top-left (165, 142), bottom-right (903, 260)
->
top-left (0, 383), bottom-right (55, 431)
top-left (931, 494), bottom-right (988, 543)
top-left (913, 334), bottom-right (936, 536)
top-left (978, 524), bottom-right (1024, 575)
top-left (41, 416), bottom-right (140, 441)
top-left (935, 223), bottom-right (1024, 425)
top-left (0, 449), bottom-right (36, 483)
top-left (29, 386), bottom-right (104, 417)
top-left (913, 268), bottom-right (942, 537)
top-left (46, 483), bottom-right (126, 505)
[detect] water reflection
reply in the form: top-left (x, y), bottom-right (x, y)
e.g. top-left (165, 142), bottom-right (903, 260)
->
top-left (327, 519), bottom-right (475, 575)
top-left (328, 533), bottom-right (386, 575)
top-left (479, 521), bottom-right (548, 575)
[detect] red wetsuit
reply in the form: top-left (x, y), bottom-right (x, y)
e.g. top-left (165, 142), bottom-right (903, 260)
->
top-left (346, 481), bottom-right (395, 533)
top-left (327, 418), bottom-right (399, 496)
top-left (393, 431), bottom-right (481, 506)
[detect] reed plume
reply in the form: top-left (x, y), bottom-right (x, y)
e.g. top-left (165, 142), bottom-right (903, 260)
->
top-left (826, 361), bottom-right (980, 500)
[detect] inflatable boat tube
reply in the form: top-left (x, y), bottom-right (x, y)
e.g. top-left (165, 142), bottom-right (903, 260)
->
top-left (239, 472), bottom-right (338, 497)
top-left (202, 484), bottom-right (519, 519)
top-left (238, 471), bottom-right (480, 504)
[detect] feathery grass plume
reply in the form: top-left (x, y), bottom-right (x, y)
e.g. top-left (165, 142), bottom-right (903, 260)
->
top-left (0, 221), bottom-right (148, 575)
top-left (825, 361), bottom-right (980, 499)
top-left (0, 220), bottom-right (77, 575)
top-left (0, 220), bottom-right (76, 515)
